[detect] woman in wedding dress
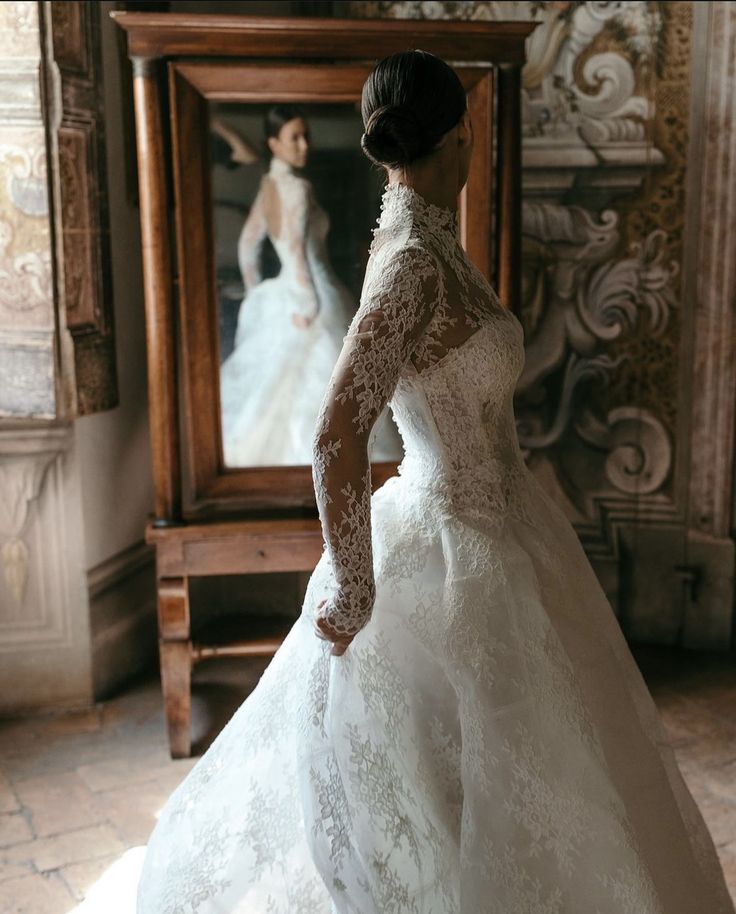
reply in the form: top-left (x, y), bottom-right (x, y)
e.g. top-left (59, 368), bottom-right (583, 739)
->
top-left (137, 52), bottom-right (735, 913)
top-left (220, 105), bottom-right (400, 466)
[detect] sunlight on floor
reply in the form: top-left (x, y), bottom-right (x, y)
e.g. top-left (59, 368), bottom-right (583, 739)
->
top-left (66, 847), bottom-right (146, 914)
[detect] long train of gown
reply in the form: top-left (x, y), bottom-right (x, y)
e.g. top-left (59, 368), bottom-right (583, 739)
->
top-left (137, 183), bottom-right (735, 914)
top-left (220, 156), bottom-right (401, 466)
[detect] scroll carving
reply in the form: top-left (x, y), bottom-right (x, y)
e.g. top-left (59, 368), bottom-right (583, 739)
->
top-left (516, 200), bottom-right (677, 512)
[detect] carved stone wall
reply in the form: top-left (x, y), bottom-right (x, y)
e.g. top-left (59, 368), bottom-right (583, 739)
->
top-left (0, 426), bottom-right (93, 711)
top-left (346, 0), bottom-right (735, 649)
top-left (0, 2), bottom-right (56, 419)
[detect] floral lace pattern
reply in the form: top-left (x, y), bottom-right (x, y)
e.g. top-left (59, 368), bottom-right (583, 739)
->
top-left (312, 238), bottom-right (441, 635)
top-left (136, 180), bottom-right (736, 914)
top-left (312, 182), bottom-right (529, 637)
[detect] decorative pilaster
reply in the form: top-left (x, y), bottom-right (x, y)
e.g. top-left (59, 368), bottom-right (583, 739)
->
top-left (685, 0), bottom-right (736, 542)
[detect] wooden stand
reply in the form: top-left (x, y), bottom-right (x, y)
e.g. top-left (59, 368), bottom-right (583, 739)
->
top-left (147, 518), bottom-right (323, 758)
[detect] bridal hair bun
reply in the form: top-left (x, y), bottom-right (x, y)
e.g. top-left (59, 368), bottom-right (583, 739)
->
top-left (361, 49), bottom-right (467, 169)
top-left (360, 105), bottom-right (432, 169)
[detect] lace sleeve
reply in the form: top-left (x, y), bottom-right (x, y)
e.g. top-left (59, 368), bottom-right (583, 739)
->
top-left (237, 188), bottom-right (267, 293)
top-left (281, 176), bottom-right (319, 317)
top-left (311, 247), bottom-right (441, 638)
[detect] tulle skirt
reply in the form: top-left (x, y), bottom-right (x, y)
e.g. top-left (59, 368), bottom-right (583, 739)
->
top-left (220, 275), bottom-right (402, 467)
top-left (136, 467), bottom-right (735, 914)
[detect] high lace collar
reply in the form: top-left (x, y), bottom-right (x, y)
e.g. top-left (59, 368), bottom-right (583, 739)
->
top-left (269, 156), bottom-right (295, 178)
top-left (375, 181), bottom-right (459, 252)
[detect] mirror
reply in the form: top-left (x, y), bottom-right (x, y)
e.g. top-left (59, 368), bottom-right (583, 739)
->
top-left (210, 101), bottom-right (404, 468)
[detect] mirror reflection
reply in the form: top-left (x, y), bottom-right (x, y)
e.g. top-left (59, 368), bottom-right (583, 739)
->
top-left (211, 102), bottom-right (404, 468)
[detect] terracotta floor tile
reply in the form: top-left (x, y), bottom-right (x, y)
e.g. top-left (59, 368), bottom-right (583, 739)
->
top-left (3, 825), bottom-right (124, 873)
top-left (75, 754), bottom-right (183, 793)
top-left (152, 760), bottom-right (197, 796)
top-left (0, 871), bottom-right (76, 914)
top-left (0, 815), bottom-right (33, 849)
top-left (94, 782), bottom-right (170, 846)
top-left (660, 701), bottom-right (735, 748)
top-left (12, 773), bottom-right (104, 839)
top-left (698, 760), bottom-right (736, 803)
top-left (693, 792), bottom-right (736, 847)
top-left (0, 775), bottom-right (18, 817)
top-left (720, 846), bottom-right (736, 898)
top-left (0, 859), bottom-right (33, 885)
top-left (673, 732), bottom-right (736, 771)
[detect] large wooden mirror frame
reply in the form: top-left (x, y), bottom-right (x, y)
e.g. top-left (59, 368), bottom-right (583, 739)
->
top-left (114, 13), bottom-right (535, 526)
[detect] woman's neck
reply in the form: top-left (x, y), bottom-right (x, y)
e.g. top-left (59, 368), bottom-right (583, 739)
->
top-left (386, 156), bottom-right (459, 212)
top-left (269, 156), bottom-right (294, 177)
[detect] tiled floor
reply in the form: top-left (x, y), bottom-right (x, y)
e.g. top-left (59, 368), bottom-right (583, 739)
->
top-left (0, 645), bottom-right (735, 913)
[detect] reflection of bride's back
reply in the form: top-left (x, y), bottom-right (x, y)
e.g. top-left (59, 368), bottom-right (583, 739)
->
top-left (234, 156), bottom-right (351, 349)
top-left (221, 154), bottom-right (401, 467)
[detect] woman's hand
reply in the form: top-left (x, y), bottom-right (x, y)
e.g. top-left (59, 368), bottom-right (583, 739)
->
top-left (312, 599), bottom-right (355, 656)
top-left (292, 312), bottom-right (316, 329)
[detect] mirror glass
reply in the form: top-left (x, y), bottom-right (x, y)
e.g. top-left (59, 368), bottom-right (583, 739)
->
top-left (210, 101), bottom-right (404, 468)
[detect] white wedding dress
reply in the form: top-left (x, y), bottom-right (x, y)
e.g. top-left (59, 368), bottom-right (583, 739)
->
top-left (138, 183), bottom-right (734, 914)
top-left (220, 156), bottom-right (401, 466)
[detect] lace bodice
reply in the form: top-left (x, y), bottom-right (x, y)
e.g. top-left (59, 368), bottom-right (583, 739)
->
top-left (237, 156), bottom-right (332, 318)
top-left (312, 182), bottom-right (528, 637)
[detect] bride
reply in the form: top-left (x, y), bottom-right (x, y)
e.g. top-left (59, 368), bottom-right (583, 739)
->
top-left (137, 52), bottom-right (735, 913)
top-left (219, 104), bottom-right (401, 467)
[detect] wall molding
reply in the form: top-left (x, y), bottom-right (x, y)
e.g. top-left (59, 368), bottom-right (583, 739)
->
top-left (87, 538), bottom-right (154, 599)
top-left (87, 538), bottom-right (157, 698)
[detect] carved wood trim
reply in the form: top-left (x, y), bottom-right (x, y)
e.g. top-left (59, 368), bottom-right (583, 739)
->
top-left (43, 1), bottom-right (118, 415)
top-left (112, 12), bottom-right (534, 63)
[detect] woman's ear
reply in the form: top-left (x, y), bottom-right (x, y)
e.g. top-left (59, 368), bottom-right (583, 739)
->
top-left (266, 135), bottom-right (278, 156)
top-left (457, 110), bottom-right (473, 148)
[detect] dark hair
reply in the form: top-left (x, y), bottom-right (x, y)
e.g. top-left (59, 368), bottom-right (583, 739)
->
top-left (264, 104), bottom-right (307, 141)
top-left (361, 50), bottom-right (467, 169)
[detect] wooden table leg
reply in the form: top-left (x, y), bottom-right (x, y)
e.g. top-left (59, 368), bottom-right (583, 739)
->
top-left (157, 576), bottom-right (192, 758)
